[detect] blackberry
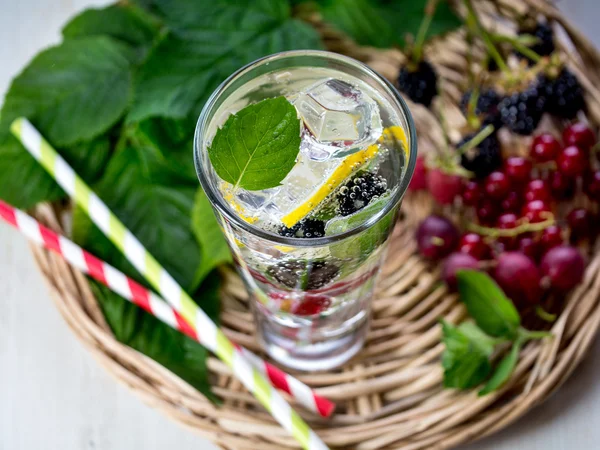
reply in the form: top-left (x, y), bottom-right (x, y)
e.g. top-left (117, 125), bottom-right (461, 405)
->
top-left (539, 69), bottom-right (585, 119)
top-left (337, 172), bottom-right (387, 216)
top-left (498, 83), bottom-right (546, 135)
top-left (518, 22), bottom-right (555, 63)
top-left (267, 260), bottom-right (339, 290)
top-left (278, 218), bottom-right (325, 239)
top-left (397, 61), bottom-right (438, 107)
top-left (458, 131), bottom-right (502, 179)
top-left (460, 89), bottom-right (502, 127)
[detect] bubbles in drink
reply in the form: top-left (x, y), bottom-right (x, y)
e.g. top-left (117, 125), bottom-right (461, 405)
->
top-left (293, 78), bottom-right (383, 161)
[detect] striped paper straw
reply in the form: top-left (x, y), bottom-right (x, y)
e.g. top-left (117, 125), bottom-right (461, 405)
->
top-left (11, 118), bottom-right (329, 450)
top-left (0, 199), bottom-right (333, 418)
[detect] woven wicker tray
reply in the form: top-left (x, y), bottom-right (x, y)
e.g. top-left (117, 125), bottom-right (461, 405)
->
top-left (29, 0), bottom-right (600, 449)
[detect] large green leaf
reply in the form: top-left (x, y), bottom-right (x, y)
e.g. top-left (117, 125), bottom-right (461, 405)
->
top-left (128, 0), bottom-right (322, 122)
top-left (0, 36), bottom-right (133, 146)
top-left (317, 0), bottom-right (462, 49)
top-left (90, 144), bottom-right (202, 292)
top-left (90, 279), bottom-right (218, 401)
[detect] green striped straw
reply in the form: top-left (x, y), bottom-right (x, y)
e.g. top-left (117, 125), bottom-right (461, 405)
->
top-left (11, 118), bottom-right (328, 450)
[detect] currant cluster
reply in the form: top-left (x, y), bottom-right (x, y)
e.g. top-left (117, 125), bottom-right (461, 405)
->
top-left (413, 122), bottom-right (599, 306)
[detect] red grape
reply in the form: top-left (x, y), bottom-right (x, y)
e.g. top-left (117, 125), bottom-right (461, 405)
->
top-left (442, 252), bottom-right (479, 290)
top-left (524, 179), bottom-right (551, 203)
top-left (484, 171), bottom-right (510, 200)
top-left (416, 215), bottom-right (460, 260)
top-left (462, 180), bottom-right (480, 206)
top-left (540, 245), bottom-right (585, 291)
top-left (427, 168), bottom-right (463, 205)
top-left (495, 252), bottom-right (542, 304)
top-left (477, 199), bottom-right (499, 225)
top-left (567, 208), bottom-right (594, 242)
top-left (522, 200), bottom-right (552, 223)
top-left (540, 225), bottom-right (564, 255)
top-left (517, 234), bottom-right (541, 262)
top-left (557, 145), bottom-right (587, 177)
top-left (531, 133), bottom-right (561, 163)
top-left (505, 156), bottom-right (532, 184)
top-left (584, 170), bottom-right (600, 201)
top-left (563, 123), bottom-right (596, 152)
top-left (409, 156), bottom-right (428, 191)
top-left (501, 191), bottom-right (523, 214)
top-left (459, 233), bottom-right (491, 260)
top-left (548, 170), bottom-right (576, 201)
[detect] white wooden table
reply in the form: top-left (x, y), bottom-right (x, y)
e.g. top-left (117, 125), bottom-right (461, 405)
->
top-left (1, 1), bottom-right (599, 449)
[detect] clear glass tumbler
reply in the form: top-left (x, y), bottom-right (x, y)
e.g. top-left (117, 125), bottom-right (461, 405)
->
top-left (195, 50), bottom-right (416, 371)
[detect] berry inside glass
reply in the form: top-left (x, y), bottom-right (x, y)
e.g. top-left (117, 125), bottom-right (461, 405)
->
top-left (194, 51), bottom-right (416, 370)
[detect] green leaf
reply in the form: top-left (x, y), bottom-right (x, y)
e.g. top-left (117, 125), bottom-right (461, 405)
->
top-left (456, 270), bottom-right (521, 339)
top-left (207, 97), bottom-right (300, 190)
top-left (441, 320), bottom-right (492, 390)
top-left (0, 135), bottom-right (64, 209)
top-left (61, 133), bottom-right (114, 184)
top-left (0, 36), bottom-right (133, 147)
top-left (62, 4), bottom-right (161, 61)
top-left (127, 0), bottom-right (322, 122)
top-left (479, 339), bottom-right (522, 396)
top-left (456, 321), bottom-right (499, 356)
top-left (89, 279), bottom-right (218, 402)
top-left (91, 145), bottom-right (202, 292)
top-left (317, 0), bottom-right (461, 49)
top-left (192, 189), bottom-right (232, 285)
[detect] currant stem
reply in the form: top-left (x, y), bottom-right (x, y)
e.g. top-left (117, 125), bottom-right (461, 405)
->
top-left (491, 32), bottom-right (542, 63)
top-left (463, 0), bottom-right (509, 73)
top-left (519, 327), bottom-right (553, 341)
top-left (468, 215), bottom-right (556, 238)
top-left (456, 124), bottom-right (495, 156)
top-left (536, 305), bottom-right (557, 323)
top-left (413, 0), bottom-right (439, 64)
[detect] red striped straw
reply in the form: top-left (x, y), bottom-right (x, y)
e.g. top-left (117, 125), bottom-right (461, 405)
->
top-left (0, 200), bottom-right (334, 417)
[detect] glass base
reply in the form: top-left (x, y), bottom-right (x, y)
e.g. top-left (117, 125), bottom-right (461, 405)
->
top-left (256, 311), bottom-right (369, 371)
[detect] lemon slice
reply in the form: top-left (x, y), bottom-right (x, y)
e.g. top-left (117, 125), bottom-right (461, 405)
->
top-left (280, 125), bottom-right (408, 228)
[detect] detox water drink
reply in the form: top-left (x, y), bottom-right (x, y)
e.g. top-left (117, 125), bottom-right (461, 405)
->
top-left (195, 51), bottom-right (416, 370)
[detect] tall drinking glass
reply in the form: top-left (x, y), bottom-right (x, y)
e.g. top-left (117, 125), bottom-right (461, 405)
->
top-left (195, 50), bottom-right (416, 371)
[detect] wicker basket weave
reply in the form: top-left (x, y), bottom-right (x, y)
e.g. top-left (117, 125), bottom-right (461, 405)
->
top-left (29, 0), bottom-right (600, 449)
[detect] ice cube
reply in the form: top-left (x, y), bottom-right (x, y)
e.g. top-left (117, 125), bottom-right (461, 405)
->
top-left (293, 78), bottom-right (383, 161)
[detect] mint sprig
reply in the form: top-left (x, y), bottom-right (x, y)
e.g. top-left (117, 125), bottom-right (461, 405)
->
top-left (441, 271), bottom-right (552, 395)
top-left (208, 97), bottom-right (301, 191)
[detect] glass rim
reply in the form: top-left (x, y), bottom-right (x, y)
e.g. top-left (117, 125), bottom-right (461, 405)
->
top-left (194, 50), bottom-right (417, 247)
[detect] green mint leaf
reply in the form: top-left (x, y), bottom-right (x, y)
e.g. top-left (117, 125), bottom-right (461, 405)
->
top-left (441, 320), bottom-right (492, 390)
top-left (456, 322), bottom-right (500, 356)
top-left (479, 339), bottom-right (522, 396)
top-left (127, 0), bottom-right (322, 122)
top-left (89, 279), bottom-right (218, 402)
top-left (0, 36), bottom-right (133, 147)
top-left (207, 97), bottom-right (300, 191)
top-left (316, 0), bottom-right (461, 49)
top-left (457, 270), bottom-right (521, 339)
top-left (0, 135), bottom-right (64, 209)
top-left (62, 4), bottom-right (161, 62)
top-left (326, 193), bottom-right (397, 262)
top-left (192, 188), bottom-right (232, 286)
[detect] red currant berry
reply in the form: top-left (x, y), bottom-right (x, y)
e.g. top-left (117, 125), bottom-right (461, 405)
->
top-left (584, 170), bottom-right (600, 202)
top-left (495, 252), bottom-right (542, 304)
top-left (416, 215), bottom-right (460, 260)
top-left (459, 233), bottom-right (491, 260)
top-left (409, 156), bottom-right (427, 191)
top-left (477, 199), bottom-right (499, 226)
top-left (567, 208), bottom-right (594, 242)
top-left (442, 252), bottom-right (479, 290)
top-left (531, 133), bottom-right (561, 163)
top-left (540, 225), bottom-right (564, 255)
top-left (540, 246), bottom-right (586, 291)
top-left (563, 123), bottom-right (596, 152)
top-left (522, 200), bottom-right (552, 223)
top-left (484, 171), bottom-right (510, 200)
top-left (461, 180), bottom-right (480, 206)
top-left (557, 145), bottom-right (587, 177)
top-left (293, 296), bottom-right (331, 316)
top-left (517, 234), bottom-right (541, 262)
top-left (524, 179), bottom-right (551, 203)
top-left (501, 191), bottom-right (522, 214)
top-left (497, 213), bottom-right (519, 249)
top-left (548, 170), bottom-right (576, 201)
top-left (505, 156), bottom-right (532, 184)
top-left (427, 168), bottom-right (463, 205)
